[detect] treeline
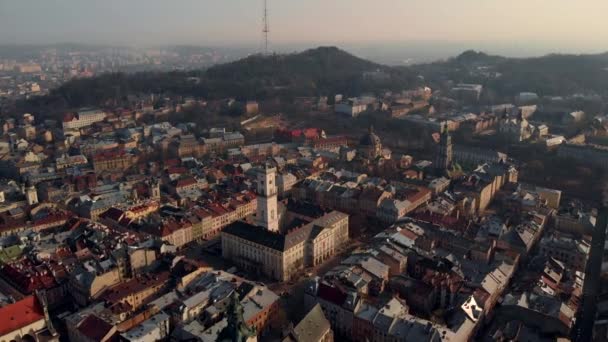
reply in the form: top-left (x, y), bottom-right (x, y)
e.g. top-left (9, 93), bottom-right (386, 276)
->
top-left (414, 50), bottom-right (608, 99)
top-left (19, 47), bottom-right (420, 116)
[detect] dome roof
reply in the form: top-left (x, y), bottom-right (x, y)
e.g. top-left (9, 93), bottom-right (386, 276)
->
top-left (359, 126), bottom-right (381, 147)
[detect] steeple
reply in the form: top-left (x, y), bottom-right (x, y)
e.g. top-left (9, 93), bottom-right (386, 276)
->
top-left (217, 292), bottom-right (257, 342)
top-left (255, 164), bottom-right (279, 232)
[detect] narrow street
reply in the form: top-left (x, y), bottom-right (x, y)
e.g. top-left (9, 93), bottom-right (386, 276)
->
top-left (573, 207), bottom-right (607, 341)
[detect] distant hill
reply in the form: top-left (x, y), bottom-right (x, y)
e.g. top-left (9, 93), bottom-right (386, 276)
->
top-left (207, 46), bottom-right (381, 81)
top-left (20, 46), bottom-right (418, 113)
top-left (19, 47), bottom-right (608, 116)
top-left (202, 46), bottom-right (419, 99)
top-left (452, 50), bottom-right (507, 65)
top-left (413, 50), bottom-right (608, 98)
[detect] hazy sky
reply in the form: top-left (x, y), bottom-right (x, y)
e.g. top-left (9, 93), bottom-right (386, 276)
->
top-left (1, 0), bottom-right (607, 54)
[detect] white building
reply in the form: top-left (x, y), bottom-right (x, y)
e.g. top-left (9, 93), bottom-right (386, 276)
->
top-left (256, 165), bottom-right (279, 232)
top-left (517, 92), bottom-right (539, 103)
top-left (62, 108), bottom-right (107, 131)
top-left (335, 99), bottom-right (367, 117)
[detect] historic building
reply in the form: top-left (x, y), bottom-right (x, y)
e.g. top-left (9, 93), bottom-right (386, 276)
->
top-left (434, 124), bottom-right (453, 175)
top-left (222, 210), bottom-right (349, 282)
top-left (92, 149), bottom-right (138, 173)
top-left (358, 126), bottom-right (383, 160)
top-left (255, 165), bottom-right (279, 232)
top-left (62, 108), bottom-right (107, 132)
top-left (499, 110), bottom-right (535, 142)
top-left (221, 166), bottom-right (349, 281)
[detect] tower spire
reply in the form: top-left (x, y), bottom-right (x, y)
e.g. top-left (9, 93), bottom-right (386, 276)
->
top-left (256, 165), bottom-right (279, 232)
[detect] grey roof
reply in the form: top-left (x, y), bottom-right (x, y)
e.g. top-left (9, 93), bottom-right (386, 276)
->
top-left (224, 211), bottom-right (346, 252)
top-left (223, 221), bottom-right (311, 252)
top-left (290, 303), bottom-right (331, 341)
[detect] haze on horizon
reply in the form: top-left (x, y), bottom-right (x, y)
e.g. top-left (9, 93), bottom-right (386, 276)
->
top-left (1, 0), bottom-right (608, 60)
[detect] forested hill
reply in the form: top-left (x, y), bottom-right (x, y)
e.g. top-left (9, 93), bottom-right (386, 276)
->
top-left (20, 46), bottom-right (419, 114)
top-left (19, 47), bottom-right (608, 115)
top-left (206, 46), bottom-right (381, 82)
top-left (413, 50), bottom-right (608, 98)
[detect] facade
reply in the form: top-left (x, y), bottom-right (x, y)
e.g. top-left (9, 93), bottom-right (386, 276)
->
top-left (451, 83), bottom-right (483, 101)
top-left (25, 182), bottom-right (38, 205)
top-left (499, 111), bottom-right (535, 142)
top-left (62, 108), bottom-right (107, 131)
top-left (277, 172), bottom-right (298, 197)
top-left (222, 174), bottom-right (349, 283)
top-left (246, 101), bottom-right (260, 115)
top-left (335, 100), bottom-right (367, 117)
top-left (101, 272), bottom-right (170, 314)
top-left (70, 267), bottom-right (122, 307)
top-left (92, 149), bottom-right (137, 173)
top-left (222, 210), bottom-right (349, 281)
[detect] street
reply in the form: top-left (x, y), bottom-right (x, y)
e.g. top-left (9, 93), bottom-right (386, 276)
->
top-left (572, 207), bottom-right (608, 342)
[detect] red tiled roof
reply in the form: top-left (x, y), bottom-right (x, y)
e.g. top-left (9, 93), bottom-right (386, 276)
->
top-left (167, 167), bottom-right (187, 175)
top-left (1, 261), bottom-right (59, 293)
top-left (93, 149), bottom-right (127, 161)
top-left (77, 314), bottom-right (114, 341)
top-left (192, 208), bottom-right (212, 219)
top-left (399, 228), bottom-right (419, 241)
top-left (205, 203), bottom-right (229, 216)
top-left (0, 295), bottom-right (45, 336)
top-left (165, 159), bottom-right (181, 167)
top-left (33, 211), bottom-right (73, 227)
top-left (100, 208), bottom-right (125, 222)
top-left (303, 128), bottom-right (320, 139)
top-left (175, 177), bottom-right (197, 189)
top-left (102, 272), bottom-right (170, 304)
top-left (313, 136), bottom-right (347, 146)
top-left (63, 112), bottom-right (76, 123)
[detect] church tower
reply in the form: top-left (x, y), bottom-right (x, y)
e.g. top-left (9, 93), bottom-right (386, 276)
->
top-left (435, 123), bottom-right (453, 175)
top-left (149, 178), bottom-right (161, 200)
top-left (25, 180), bottom-right (38, 206)
top-left (255, 164), bottom-right (279, 232)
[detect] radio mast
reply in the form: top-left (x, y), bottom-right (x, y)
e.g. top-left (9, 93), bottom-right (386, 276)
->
top-left (263, 0), bottom-right (270, 55)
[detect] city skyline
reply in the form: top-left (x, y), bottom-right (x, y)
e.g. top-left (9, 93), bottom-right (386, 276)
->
top-left (1, 0), bottom-right (608, 56)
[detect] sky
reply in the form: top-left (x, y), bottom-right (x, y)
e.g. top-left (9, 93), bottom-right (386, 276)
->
top-left (1, 0), bottom-right (608, 57)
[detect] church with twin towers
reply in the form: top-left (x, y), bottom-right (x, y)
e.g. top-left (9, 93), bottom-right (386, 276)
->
top-left (221, 164), bottom-right (349, 281)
